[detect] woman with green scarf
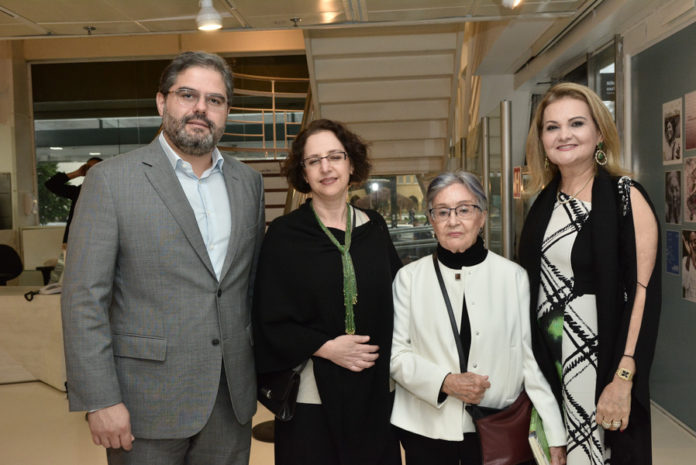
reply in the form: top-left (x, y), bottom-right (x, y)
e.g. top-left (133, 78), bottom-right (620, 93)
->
top-left (253, 119), bottom-right (402, 465)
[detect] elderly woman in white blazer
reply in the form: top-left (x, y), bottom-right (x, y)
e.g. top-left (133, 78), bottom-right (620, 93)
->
top-left (390, 171), bottom-right (567, 465)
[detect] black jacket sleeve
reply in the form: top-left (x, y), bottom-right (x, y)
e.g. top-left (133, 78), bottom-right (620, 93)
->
top-left (45, 172), bottom-right (80, 201)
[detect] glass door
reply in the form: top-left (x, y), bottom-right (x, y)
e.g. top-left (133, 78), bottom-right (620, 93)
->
top-left (474, 101), bottom-right (512, 258)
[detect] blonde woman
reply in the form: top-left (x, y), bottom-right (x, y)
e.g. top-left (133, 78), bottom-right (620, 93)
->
top-left (519, 82), bottom-right (660, 465)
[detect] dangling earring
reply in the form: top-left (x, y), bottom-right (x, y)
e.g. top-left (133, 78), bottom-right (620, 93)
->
top-left (595, 142), bottom-right (607, 166)
top-left (544, 156), bottom-right (549, 170)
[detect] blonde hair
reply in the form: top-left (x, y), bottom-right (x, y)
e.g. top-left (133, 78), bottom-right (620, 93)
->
top-left (525, 82), bottom-right (627, 192)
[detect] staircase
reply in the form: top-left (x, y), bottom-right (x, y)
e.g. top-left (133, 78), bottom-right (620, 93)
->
top-left (224, 25), bottom-right (465, 222)
top-left (220, 72), bottom-right (310, 225)
top-left (304, 24), bottom-right (465, 176)
top-left (242, 159), bottom-right (288, 225)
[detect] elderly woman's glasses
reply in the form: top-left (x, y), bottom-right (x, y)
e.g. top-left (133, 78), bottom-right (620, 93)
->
top-left (166, 88), bottom-right (228, 110)
top-left (429, 204), bottom-right (482, 222)
top-left (301, 150), bottom-right (347, 168)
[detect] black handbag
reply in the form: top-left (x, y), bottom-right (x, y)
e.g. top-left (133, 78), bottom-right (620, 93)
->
top-left (257, 361), bottom-right (307, 422)
top-left (432, 253), bottom-right (533, 465)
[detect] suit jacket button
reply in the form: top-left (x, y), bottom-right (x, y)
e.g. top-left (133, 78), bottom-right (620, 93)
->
top-left (217, 289), bottom-right (222, 297)
top-left (212, 338), bottom-right (220, 346)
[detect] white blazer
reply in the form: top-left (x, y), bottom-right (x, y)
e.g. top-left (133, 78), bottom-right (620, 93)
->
top-left (390, 250), bottom-right (566, 445)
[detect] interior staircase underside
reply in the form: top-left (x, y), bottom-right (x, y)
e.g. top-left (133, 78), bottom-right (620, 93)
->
top-left (305, 25), bottom-right (465, 176)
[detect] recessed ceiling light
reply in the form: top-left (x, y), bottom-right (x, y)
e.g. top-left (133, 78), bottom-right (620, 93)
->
top-left (50, 147), bottom-right (63, 150)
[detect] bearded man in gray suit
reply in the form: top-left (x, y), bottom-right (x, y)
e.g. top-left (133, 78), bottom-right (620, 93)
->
top-left (61, 51), bottom-right (264, 465)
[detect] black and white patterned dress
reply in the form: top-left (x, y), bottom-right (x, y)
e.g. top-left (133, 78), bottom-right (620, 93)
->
top-left (536, 192), bottom-right (610, 465)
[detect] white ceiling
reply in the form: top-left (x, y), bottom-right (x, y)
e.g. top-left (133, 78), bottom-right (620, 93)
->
top-left (0, 0), bottom-right (590, 39)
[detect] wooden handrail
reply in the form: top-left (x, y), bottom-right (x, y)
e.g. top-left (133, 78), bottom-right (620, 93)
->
top-left (235, 88), bottom-right (307, 99)
top-left (234, 72), bottom-right (310, 83)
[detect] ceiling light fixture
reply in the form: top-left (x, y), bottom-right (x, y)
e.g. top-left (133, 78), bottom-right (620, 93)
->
top-left (197, 0), bottom-right (222, 31)
top-left (502, 0), bottom-right (523, 9)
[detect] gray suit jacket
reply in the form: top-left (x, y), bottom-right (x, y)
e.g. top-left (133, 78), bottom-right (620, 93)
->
top-left (61, 139), bottom-right (265, 439)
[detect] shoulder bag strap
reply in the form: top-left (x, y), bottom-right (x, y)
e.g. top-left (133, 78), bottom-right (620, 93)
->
top-left (432, 252), bottom-right (467, 373)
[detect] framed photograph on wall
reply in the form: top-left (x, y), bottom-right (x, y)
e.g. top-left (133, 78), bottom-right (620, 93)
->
top-left (663, 98), bottom-right (683, 164)
top-left (683, 230), bottom-right (696, 301)
top-left (666, 170), bottom-right (682, 224)
top-left (667, 230), bottom-right (680, 275)
top-left (685, 90), bottom-right (696, 151)
top-left (684, 157), bottom-right (696, 222)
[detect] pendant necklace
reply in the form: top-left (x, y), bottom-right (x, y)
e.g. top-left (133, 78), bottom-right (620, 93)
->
top-left (557, 175), bottom-right (593, 205)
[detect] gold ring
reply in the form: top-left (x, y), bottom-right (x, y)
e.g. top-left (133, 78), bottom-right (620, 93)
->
top-left (601, 421), bottom-right (611, 429)
top-left (612, 420), bottom-right (622, 428)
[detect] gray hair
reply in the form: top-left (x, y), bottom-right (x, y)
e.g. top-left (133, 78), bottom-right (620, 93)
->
top-left (426, 171), bottom-right (487, 211)
top-left (159, 51), bottom-right (234, 102)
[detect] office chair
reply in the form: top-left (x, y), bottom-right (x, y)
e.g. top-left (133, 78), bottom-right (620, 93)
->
top-left (0, 244), bottom-right (23, 285)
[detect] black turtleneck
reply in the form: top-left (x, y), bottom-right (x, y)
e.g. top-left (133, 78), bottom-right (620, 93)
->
top-left (436, 235), bottom-right (488, 402)
top-left (436, 235), bottom-right (488, 269)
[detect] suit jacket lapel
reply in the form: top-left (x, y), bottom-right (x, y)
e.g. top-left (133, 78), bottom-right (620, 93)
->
top-left (218, 156), bottom-right (243, 281)
top-left (141, 141), bottom-right (216, 278)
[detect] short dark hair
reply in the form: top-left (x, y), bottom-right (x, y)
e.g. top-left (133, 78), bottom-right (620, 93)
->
top-left (87, 157), bottom-right (103, 164)
top-left (283, 119), bottom-right (372, 194)
top-left (159, 51), bottom-right (234, 102)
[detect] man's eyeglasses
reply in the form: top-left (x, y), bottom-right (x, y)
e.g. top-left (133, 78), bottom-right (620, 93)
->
top-left (429, 204), bottom-right (482, 222)
top-left (166, 88), bottom-right (228, 110)
top-left (301, 151), bottom-right (348, 168)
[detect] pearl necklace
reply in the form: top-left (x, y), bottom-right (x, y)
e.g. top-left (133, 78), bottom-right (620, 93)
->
top-left (556, 175), bottom-right (593, 205)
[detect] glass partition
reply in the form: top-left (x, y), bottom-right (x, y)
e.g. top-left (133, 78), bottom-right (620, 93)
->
top-left (31, 56), bottom-right (309, 225)
top-left (588, 41), bottom-right (617, 120)
top-left (468, 101), bottom-right (513, 258)
top-left (485, 106), bottom-right (503, 255)
top-left (349, 174), bottom-right (436, 264)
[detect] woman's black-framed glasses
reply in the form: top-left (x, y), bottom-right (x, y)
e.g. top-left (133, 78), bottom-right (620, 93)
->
top-left (301, 150), bottom-right (348, 168)
top-left (429, 204), bottom-right (482, 222)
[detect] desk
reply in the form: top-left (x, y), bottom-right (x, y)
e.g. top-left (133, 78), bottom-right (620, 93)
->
top-left (0, 286), bottom-right (65, 391)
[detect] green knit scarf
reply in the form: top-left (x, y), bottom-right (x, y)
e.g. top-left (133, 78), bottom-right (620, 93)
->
top-left (311, 202), bottom-right (358, 335)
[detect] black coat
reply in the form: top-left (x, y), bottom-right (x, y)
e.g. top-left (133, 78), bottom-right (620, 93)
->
top-left (518, 167), bottom-right (661, 465)
top-left (253, 200), bottom-right (402, 465)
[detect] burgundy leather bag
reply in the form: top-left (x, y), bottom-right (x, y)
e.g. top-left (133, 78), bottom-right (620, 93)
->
top-left (466, 391), bottom-right (534, 465)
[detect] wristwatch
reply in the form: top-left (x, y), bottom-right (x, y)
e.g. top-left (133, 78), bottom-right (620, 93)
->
top-left (615, 367), bottom-right (634, 381)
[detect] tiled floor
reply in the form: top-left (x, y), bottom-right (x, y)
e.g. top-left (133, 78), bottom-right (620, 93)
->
top-left (0, 380), bottom-right (694, 464)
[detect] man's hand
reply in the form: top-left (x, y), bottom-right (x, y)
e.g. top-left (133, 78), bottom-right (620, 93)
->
top-left (441, 372), bottom-right (490, 404)
top-left (86, 402), bottom-right (135, 450)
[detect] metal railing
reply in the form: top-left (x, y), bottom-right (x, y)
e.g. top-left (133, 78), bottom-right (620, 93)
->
top-left (283, 87), bottom-right (314, 213)
top-left (220, 72), bottom-right (309, 160)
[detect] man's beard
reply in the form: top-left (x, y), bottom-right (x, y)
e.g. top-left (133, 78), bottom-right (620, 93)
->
top-left (162, 107), bottom-right (224, 156)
